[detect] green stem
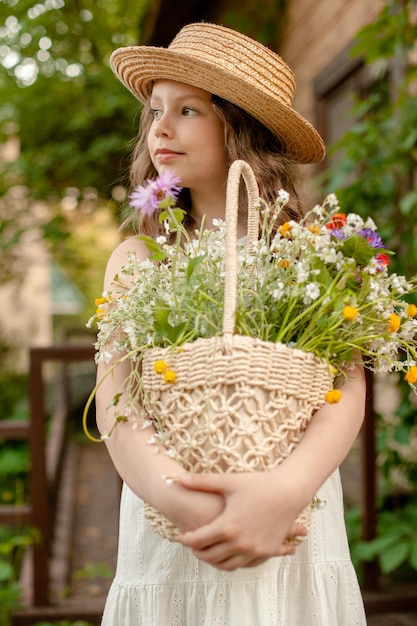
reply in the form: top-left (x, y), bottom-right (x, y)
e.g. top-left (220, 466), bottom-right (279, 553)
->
top-left (82, 346), bottom-right (148, 442)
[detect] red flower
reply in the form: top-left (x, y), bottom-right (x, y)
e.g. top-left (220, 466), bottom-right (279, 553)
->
top-left (326, 213), bottom-right (346, 230)
top-left (376, 253), bottom-right (390, 269)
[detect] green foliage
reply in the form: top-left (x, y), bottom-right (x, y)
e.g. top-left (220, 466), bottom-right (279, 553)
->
top-left (323, 0), bottom-right (417, 277)
top-left (322, 0), bottom-right (417, 576)
top-left (34, 619), bottom-right (93, 626)
top-left (354, 499), bottom-right (417, 575)
top-left (0, 0), bottom-right (154, 200)
top-left (73, 560), bottom-right (113, 579)
top-left (219, 0), bottom-right (288, 46)
top-left (0, 525), bottom-right (37, 626)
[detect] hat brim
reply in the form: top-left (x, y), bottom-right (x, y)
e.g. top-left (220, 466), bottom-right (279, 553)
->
top-left (110, 47), bottom-right (325, 164)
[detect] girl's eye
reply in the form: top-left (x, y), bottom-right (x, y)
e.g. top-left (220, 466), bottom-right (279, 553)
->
top-left (183, 107), bottom-right (197, 116)
top-left (151, 108), bottom-right (163, 120)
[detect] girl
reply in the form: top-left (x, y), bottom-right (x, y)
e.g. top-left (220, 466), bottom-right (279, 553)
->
top-left (97, 22), bottom-right (367, 625)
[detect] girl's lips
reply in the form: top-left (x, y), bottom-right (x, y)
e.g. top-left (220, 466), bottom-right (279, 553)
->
top-left (155, 149), bottom-right (183, 162)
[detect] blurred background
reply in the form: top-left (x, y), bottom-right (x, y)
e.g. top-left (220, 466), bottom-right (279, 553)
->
top-left (0, 0), bottom-right (417, 624)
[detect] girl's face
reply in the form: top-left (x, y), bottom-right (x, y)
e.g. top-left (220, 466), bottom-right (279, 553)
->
top-left (147, 80), bottom-right (229, 194)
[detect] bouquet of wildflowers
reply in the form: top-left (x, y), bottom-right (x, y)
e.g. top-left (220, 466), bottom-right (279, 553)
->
top-left (85, 160), bottom-right (417, 540)
top-left (89, 170), bottom-right (417, 418)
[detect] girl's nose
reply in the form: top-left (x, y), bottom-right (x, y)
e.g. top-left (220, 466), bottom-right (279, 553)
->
top-left (154, 114), bottom-right (174, 138)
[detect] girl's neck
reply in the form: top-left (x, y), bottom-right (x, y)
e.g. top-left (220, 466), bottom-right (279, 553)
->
top-left (189, 187), bottom-right (247, 237)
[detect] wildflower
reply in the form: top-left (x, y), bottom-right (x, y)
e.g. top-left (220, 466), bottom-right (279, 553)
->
top-left (405, 366), bottom-right (417, 384)
top-left (164, 370), bottom-right (177, 384)
top-left (326, 193), bottom-right (339, 207)
top-left (346, 214), bottom-right (364, 229)
top-left (278, 259), bottom-right (291, 269)
top-left (326, 213), bottom-right (346, 230)
top-left (280, 222), bottom-right (292, 236)
top-left (277, 189), bottom-right (290, 204)
top-left (388, 313), bottom-right (401, 333)
top-left (325, 389), bottom-right (343, 404)
top-left (129, 181), bottom-right (159, 216)
top-left (359, 228), bottom-right (386, 249)
top-left (407, 304), bottom-right (417, 318)
top-left (343, 306), bottom-right (359, 320)
top-left (375, 253), bottom-right (390, 270)
top-left (95, 295), bottom-right (111, 320)
top-left (152, 171), bottom-right (182, 202)
top-left (129, 172), bottom-right (182, 216)
top-left (154, 360), bottom-right (168, 374)
top-left (272, 281), bottom-right (285, 300)
top-left (304, 283), bottom-right (320, 301)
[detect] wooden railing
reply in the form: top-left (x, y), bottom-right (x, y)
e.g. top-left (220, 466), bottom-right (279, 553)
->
top-left (0, 344), bottom-right (95, 607)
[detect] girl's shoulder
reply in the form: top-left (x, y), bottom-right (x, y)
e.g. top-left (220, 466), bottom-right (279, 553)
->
top-left (103, 236), bottom-right (151, 290)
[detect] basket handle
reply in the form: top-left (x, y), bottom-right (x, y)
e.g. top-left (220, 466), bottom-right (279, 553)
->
top-left (222, 160), bottom-right (260, 339)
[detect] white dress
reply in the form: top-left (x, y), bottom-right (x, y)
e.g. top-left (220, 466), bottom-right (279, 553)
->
top-left (102, 469), bottom-right (366, 625)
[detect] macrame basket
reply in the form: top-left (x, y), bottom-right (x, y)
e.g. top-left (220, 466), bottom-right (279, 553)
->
top-left (141, 160), bottom-right (332, 541)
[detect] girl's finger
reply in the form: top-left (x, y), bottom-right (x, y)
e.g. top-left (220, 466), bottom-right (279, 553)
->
top-left (178, 473), bottom-right (229, 494)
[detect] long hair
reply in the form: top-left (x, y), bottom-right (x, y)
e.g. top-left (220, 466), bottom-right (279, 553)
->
top-left (123, 95), bottom-right (302, 238)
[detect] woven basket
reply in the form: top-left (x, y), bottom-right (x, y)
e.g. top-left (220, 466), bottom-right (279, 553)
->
top-left (141, 160), bottom-right (332, 541)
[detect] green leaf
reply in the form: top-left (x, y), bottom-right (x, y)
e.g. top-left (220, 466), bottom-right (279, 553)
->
top-left (340, 234), bottom-right (388, 265)
top-left (309, 255), bottom-right (333, 289)
top-left (186, 254), bottom-right (206, 282)
top-left (394, 423), bottom-right (411, 445)
top-left (153, 307), bottom-right (188, 344)
top-left (158, 196), bottom-right (176, 209)
top-left (410, 538), bottom-right (417, 571)
top-left (137, 235), bottom-right (167, 261)
top-left (158, 208), bottom-right (186, 227)
top-left (0, 561), bottom-right (13, 582)
top-left (380, 541), bottom-right (410, 574)
top-left (400, 190), bottom-right (417, 216)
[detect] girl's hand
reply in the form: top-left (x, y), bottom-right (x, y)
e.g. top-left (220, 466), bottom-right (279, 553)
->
top-left (161, 479), bottom-right (225, 533)
top-left (176, 470), bottom-right (307, 570)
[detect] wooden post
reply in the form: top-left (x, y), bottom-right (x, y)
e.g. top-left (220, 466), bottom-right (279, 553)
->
top-left (29, 349), bottom-right (50, 606)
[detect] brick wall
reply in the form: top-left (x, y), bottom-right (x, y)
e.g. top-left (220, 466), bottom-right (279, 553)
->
top-left (279, 0), bottom-right (386, 134)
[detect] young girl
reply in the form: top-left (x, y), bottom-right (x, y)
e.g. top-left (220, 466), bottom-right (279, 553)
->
top-left (97, 22), bottom-right (367, 625)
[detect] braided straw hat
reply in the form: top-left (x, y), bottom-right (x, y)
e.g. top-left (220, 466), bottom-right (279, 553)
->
top-left (110, 22), bottom-right (325, 164)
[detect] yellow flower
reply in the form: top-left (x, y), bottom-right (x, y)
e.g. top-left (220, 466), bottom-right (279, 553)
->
top-left (325, 389), bottom-right (343, 404)
top-left (280, 222), bottom-right (292, 236)
top-left (95, 295), bottom-right (112, 319)
top-left (308, 225), bottom-right (321, 234)
top-left (278, 259), bottom-right (291, 269)
top-left (343, 305), bottom-right (359, 320)
top-left (154, 360), bottom-right (168, 374)
top-left (388, 313), bottom-right (401, 333)
top-left (405, 366), bottom-right (417, 384)
top-left (164, 370), bottom-right (177, 384)
top-left (406, 304), bottom-right (417, 318)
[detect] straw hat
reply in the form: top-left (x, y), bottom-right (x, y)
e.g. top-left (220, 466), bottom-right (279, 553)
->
top-left (110, 22), bottom-right (325, 164)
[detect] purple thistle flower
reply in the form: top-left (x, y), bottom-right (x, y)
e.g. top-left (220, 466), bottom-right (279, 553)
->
top-left (152, 171), bottom-right (182, 203)
top-left (129, 183), bottom-right (158, 216)
top-left (359, 228), bottom-right (387, 249)
top-left (129, 171), bottom-right (182, 217)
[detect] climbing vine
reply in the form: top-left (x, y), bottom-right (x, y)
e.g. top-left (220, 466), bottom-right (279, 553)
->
top-left (322, 0), bottom-right (417, 576)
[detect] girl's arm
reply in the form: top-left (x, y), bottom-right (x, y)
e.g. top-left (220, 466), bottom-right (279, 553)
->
top-left (177, 364), bottom-right (366, 569)
top-left (96, 238), bottom-right (225, 532)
